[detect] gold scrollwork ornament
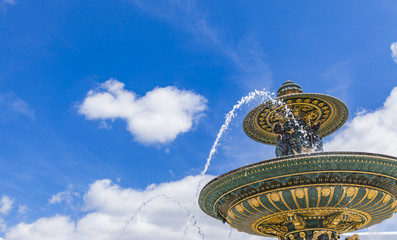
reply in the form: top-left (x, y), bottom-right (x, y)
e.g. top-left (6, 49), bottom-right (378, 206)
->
top-left (323, 212), bottom-right (363, 232)
top-left (345, 234), bottom-right (360, 240)
top-left (257, 224), bottom-right (288, 237)
top-left (299, 231), bottom-right (306, 240)
top-left (286, 213), bottom-right (306, 230)
top-left (312, 231), bottom-right (332, 240)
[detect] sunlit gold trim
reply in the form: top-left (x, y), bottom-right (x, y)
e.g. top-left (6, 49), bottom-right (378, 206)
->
top-left (209, 169), bottom-right (397, 216)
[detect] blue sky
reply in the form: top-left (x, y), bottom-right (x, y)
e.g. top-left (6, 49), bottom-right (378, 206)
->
top-left (1, 1), bottom-right (397, 239)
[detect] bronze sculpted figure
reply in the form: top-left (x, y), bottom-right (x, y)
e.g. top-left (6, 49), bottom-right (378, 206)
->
top-left (274, 112), bottom-right (323, 157)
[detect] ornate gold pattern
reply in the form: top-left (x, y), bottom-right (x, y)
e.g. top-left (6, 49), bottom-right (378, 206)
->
top-left (248, 207), bottom-right (371, 237)
top-left (257, 224), bottom-right (288, 237)
top-left (202, 152), bottom-right (397, 217)
top-left (383, 194), bottom-right (391, 204)
top-left (312, 231), bottom-right (332, 240)
top-left (345, 234), bottom-right (360, 240)
top-left (296, 188), bottom-right (305, 199)
top-left (236, 204), bottom-right (244, 213)
top-left (299, 231), bottom-right (306, 240)
top-left (391, 200), bottom-right (397, 209)
top-left (323, 213), bottom-right (364, 232)
top-left (271, 192), bottom-right (281, 202)
top-left (321, 187), bottom-right (331, 197)
top-left (346, 187), bottom-right (356, 198)
top-left (287, 213), bottom-right (306, 230)
top-left (243, 93), bottom-right (348, 145)
top-left (249, 198), bottom-right (260, 207)
top-left (221, 183), bottom-right (395, 238)
top-left (199, 82), bottom-right (397, 240)
top-left (199, 81), bottom-right (397, 240)
top-left (367, 190), bottom-right (377, 199)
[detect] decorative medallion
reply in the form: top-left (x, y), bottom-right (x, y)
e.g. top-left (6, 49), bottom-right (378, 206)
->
top-left (321, 187), bottom-right (331, 197)
top-left (346, 187), bottom-right (356, 198)
top-left (250, 198), bottom-right (260, 207)
top-left (296, 188), bottom-right (305, 199)
top-left (271, 192), bottom-right (281, 202)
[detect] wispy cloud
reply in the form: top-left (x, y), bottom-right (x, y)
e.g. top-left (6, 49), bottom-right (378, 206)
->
top-left (17, 205), bottom-right (28, 215)
top-left (49, 185), bottom-right (80, 206)
top-left (1, 0), bottom-right (15, 11)
top-left (391, 42), bottom-right (397, 64)
top-left (321, 60), bottom-right (352, 101)
top-left (0, 196), bottom-right (13, 215)
top-left (1, 0), bottom-right (15, 4)
top-left (78, 78), bottom-right (207, 145)
top-left (131, 0), bottom-right (271, 90)
top-left (0, 93), bottom-right (34, 121)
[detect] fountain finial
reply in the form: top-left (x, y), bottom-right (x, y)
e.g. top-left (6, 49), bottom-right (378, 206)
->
top-left (277, 80), bottom-right (303, 97)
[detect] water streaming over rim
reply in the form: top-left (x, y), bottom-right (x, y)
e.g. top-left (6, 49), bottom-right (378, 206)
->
top-left (182, 89), bottom-right (274, 239)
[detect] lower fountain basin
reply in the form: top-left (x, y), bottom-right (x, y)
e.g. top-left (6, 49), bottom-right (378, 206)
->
top-left (199, 152), bottom-right (397, 240)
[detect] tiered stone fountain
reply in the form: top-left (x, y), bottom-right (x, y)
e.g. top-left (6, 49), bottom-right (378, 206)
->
top-left (199, 81), bottom-right (397, 240)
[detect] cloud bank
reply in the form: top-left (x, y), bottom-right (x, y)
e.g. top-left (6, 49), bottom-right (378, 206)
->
top-left (0, 176), bottom-right (264, 240)
top-left (391, 42), bottom-right (397, 64)
top-left (78, 79), bottom-right (207, 144)
top-left (0, 93), bottom-right (35, 121)
top-left (325, 86), bottom-right (397, 157)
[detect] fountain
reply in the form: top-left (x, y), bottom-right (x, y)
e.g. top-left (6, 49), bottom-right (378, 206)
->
top-left (199, 81), bottom-right (397, 240)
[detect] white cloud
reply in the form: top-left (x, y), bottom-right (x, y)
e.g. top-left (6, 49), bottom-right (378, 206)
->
top-left (325, 86), bottom-right (397, 157)
top-left (0, 93), bottom-right (35, 121)
top-left (391, 42), bottom-right (397, 64)
top-left (0, 0), bottom-right (15, 11)
top-left (2, 0), bottom-right (15, 4)
top-left (0, 196), bottom-right (13, 215)
top-left (319, 86), bottom-right (397, 238)
top-left (78, 79), bottom-right (207, 145)
top-left (1, 176), bottom-right (265, 240)
top-left (17, 205), bottom-right (28, 216)
top-left (49, 185), bottom-right (80, 206)
top-left (5, 216), bottom-right (74, 240)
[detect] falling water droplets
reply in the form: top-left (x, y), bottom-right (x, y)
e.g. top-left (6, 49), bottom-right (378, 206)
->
top-left (227, 228), bottom-right (233, 239)
top-left (118, 194), bottom-right (205, 240)
top-left (118, 89), bottom-right (274, 240)
top-left (182, 89), bottom-right (273, 239)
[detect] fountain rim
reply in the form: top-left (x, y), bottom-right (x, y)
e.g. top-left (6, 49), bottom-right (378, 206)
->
top-left (199, 151), bottom-right (397, 220)
top-left (200, 151), bottom-right (397, 193)
top-left (243, 92), bottom-right (349, 145)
